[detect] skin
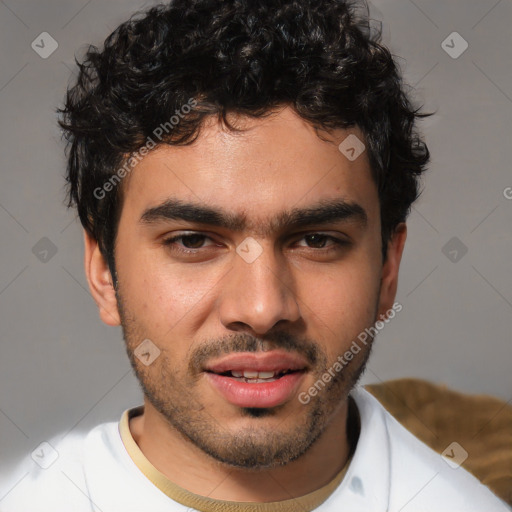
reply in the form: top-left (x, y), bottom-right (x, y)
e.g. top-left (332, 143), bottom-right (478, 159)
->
top-left (84, 106), bottom-right (407, 502)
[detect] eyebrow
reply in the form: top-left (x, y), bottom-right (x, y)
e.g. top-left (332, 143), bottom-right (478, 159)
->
top-left (140, 197), bottom-right (368, 236)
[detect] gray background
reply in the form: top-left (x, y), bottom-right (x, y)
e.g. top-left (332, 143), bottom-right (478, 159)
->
top-left (1, 0), bottom-right (511, 493)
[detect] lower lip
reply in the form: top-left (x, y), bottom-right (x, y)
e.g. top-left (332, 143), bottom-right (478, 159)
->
top-left (205, 372), bottom-right (305, 408)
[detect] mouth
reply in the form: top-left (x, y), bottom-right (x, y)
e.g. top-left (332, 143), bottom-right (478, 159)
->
top-left (203, 352), bottom-right (308, 408)
top-left (207, 368), bottom-right (301, 383)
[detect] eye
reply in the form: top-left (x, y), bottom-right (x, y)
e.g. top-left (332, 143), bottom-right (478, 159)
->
top-left (295, 233), bottom-right (348, 250)
top-left (162, 232), bottom-right (217, 251)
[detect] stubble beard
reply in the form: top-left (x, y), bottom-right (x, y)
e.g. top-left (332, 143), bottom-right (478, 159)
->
top-left (116, 288), bottom-right (375, 470)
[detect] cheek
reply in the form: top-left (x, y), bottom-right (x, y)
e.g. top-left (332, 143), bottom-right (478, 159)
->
top-left (118, 248), bottom-right (227, 334)
top-left (294, 257), bottom-right (381, 356)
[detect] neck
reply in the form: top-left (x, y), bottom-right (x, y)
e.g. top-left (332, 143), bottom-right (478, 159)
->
top-left (129, 399), bottom-right (354, 502)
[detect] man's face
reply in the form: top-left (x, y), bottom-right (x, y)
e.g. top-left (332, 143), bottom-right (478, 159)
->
top-left (109, 107), bottom-right (396, 469)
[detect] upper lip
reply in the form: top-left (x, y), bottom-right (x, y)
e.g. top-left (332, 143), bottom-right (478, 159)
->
top-left (204, 351), bottom-right (309, 374)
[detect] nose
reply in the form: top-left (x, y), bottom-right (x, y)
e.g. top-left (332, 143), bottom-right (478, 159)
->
top-left (217, 242), bottom-right (301, 335)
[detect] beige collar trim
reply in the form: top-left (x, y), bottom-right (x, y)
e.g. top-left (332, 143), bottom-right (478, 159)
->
top-left (119, 406), bottom-right (352, 512)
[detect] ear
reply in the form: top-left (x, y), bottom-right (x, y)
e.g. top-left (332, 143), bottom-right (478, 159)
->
top-left (377, 223), bottom-right (407, 321)
top-left (83, 230), bottom-right (121, 326)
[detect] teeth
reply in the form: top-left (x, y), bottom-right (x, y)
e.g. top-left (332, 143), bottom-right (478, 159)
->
top-left (229, 370), bottom-right (278, 379)
top-left (257, 371), bottom-right (276, 379)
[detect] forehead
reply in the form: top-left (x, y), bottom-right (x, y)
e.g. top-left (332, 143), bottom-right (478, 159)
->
top-left (121, 106), bottom-right (379, 226)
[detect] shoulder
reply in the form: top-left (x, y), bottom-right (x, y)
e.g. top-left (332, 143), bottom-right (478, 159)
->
top-left (350, 387), bottom-right (511, 511)
top-left (0, 421), bottom-right (119, 512)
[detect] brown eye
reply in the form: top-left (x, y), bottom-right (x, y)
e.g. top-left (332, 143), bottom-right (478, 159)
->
top-left (304, 234), bottom-right (329, 248)
top-left (162, 233), bottom-right (213, 250)
top-left (293, 233), bottom-right (350, 256)
top-left (180, 234), bottom-right (207, 248)
top-left (161, 232), bottom-right (224, 262)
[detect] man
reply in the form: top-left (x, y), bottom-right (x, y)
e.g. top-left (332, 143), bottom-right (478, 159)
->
top-left (1, 0), bottom-right (509, 510)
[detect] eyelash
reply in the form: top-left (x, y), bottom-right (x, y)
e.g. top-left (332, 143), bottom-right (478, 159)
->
top-left (162, 232), bottom-right (349, 255)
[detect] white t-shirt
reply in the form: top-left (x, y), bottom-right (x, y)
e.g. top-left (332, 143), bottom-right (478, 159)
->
top-left (0, 387), bottom-right (509, 512)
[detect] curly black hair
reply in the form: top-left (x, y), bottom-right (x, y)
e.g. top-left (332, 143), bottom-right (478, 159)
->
top-left (58, 0), bottom-right (430, 278)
